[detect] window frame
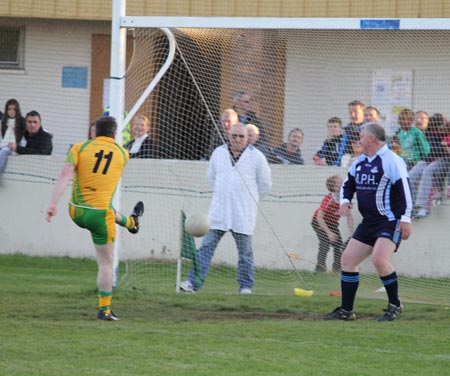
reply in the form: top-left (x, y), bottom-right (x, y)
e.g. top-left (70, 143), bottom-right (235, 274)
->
top-left (0, 26), bottom-right (25, 70)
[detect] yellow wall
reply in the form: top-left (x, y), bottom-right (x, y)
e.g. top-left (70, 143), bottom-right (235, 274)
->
top-left (1, 0), bottom-right (449, 20)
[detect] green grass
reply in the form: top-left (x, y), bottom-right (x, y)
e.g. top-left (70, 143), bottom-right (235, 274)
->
top-left (1, 254), bottom-right (450, 375)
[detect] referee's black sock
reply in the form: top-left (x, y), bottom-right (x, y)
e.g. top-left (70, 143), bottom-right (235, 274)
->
top-left (380, 271), bottom-right (400, 307)
top-left (341, 271), bottom-right (359, 311)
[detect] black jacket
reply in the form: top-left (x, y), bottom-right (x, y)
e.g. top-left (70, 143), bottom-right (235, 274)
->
top-left (124, 137), bottom-right (158, 158)
top-left (17, 127), bottom-right (53, 155)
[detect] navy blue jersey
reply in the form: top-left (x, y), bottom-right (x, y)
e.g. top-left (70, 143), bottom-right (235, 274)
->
top-left (340, 145), bottom-right (413, 224)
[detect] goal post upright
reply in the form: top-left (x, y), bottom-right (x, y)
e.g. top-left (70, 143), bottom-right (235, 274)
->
top-left (111, 0), bottom-right (127, 287)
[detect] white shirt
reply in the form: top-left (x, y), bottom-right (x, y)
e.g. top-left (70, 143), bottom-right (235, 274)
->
top-left (129, 134), bottom-right (148, 153)
top-left (0, 118), bottom-right (16, 148)
top-left (207, 144), bottom-right (272, 235)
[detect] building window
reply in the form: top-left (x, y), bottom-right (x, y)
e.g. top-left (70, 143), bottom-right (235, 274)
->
top-left (0, 27), bottom-right (25, 70)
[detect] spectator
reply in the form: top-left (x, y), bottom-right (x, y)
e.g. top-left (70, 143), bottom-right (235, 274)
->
top-left (124, 115), bottom-right (158, 158)
top-left (0, 110), bottom-right (52, 175)
top-left (335, 100), bottom-right (366, 166)
top-left (364, 106), bottom-right (381, 124)
top-left (313, 117), bottom-right (343, 166)
top-left (180, 123), bottom-right (272, 294)
top-left (88, 121), bottom-right (96, 139)
top-left (45, 116), bottom-right (144, 321)
top-left (324, 123), bottom-right (412, 322)
top-left (389, 134), bottom-right (402, 156)
top-left (272, 128), bottom-right (305, 165)
top-left (410, 113), bottom-right (450, 219)
top-left (232, 91), bottom-right (269, 143)
top-left (1, 98), bottom-right (26, 147)
top-left (397, 108), bottom-right (430, 168)
top-left (415, 111), bottom-right (429, 133)
top-left (246, 123), bottom-right (274, 162)
top-left (8, 111), bottom-right (52, 155)
top-left (0, 99), bottom-right (25, 175)
top-left (311, 175), bottom-right (353, 273)
top-left (203, 108), bottom-right (239, 160)
top-left (340, 131), bottom-right (363, 169)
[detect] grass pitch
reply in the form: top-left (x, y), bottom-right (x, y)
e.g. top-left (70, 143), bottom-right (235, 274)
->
top-left (0, 254), bottom-right (449, 375)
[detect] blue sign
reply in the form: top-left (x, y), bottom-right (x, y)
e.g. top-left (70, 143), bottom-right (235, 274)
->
top-left (62, 66), bottom-right (88, 89)
top-left (360, 19), bottom-right (400, 30)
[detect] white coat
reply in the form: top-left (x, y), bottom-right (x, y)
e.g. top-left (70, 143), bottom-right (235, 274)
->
top-left (208, 144), bottom-right (272, 235)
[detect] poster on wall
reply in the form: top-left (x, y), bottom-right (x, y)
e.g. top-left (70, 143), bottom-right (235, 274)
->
top-left (371, 70), bottom-right (413, 136)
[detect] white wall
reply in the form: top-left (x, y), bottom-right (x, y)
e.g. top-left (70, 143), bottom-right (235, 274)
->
top-left (1, 156), bottom-right (449, 278)
top-left (0, 18), bottom-right (110, 157)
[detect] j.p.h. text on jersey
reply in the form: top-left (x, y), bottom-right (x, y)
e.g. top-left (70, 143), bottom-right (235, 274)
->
top-left (340, 145), bottom-right (413, 224)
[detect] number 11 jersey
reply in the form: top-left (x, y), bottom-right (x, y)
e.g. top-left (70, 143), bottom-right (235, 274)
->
top-left (67, 136), bottom-right (129, 209)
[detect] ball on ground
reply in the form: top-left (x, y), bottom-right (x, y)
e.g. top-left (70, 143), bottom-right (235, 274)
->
top-left (185, 213), bottom-right (210, 237)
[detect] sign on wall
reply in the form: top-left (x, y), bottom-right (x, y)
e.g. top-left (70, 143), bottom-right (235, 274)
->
top-left (371, 70), bottom-right (413, 136)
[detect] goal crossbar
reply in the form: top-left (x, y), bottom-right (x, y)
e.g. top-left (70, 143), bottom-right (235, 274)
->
top-left (120, 16), bottom-right (450, 30)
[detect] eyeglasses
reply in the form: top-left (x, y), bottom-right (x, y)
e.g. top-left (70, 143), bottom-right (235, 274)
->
top-left (231, 134), bottom-right (246, 139)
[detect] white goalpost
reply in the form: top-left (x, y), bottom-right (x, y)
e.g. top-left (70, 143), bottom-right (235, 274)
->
top-left (110, 0), bottom-right (450, 305)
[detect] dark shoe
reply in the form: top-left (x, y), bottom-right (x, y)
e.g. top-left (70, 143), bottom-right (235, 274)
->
top-left (324, 307), bottom-right (356, 321)
top-left (378, 302), bottom-right (403, 322)
top-left (128, 201), bottom-right (144, 234)
top-left (97, 310), bottom-right (119, 321)
top-left (314, 265), bottom-right (326, 273)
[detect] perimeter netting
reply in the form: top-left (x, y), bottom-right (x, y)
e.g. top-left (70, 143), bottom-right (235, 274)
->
top-left (117, 27), bottom-right (450, 306)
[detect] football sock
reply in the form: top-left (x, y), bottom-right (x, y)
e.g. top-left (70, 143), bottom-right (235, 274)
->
top-left (118, 214), bottom-right (135, 230)
top-left (341, 271), bottom-right (359, 311)
top-left (98, 290), bottom-right (112, 314)
top-left (380, 271), bottom-right (400, 306)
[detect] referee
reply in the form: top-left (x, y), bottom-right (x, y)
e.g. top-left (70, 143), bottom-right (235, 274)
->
top-left (324, 122), bottom-right (413, 321)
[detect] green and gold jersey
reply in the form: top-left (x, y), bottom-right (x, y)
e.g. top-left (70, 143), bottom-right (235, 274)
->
top-left (67, 136), bottom-right (129, 209)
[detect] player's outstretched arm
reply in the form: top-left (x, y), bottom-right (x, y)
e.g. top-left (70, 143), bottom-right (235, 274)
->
top-left (46, 162), bottom-right (75, 222)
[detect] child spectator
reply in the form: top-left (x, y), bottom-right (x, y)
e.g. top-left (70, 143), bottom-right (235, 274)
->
top-left (313, 117), bottom-right (343, 166)
top-left (389, 134), bottom-right (402, 156)
top-left (415, 111), bottom-right (429, 133)
top-left (397, 108), bottom-right (430, 169)
top-left (311, 175), bottom-right (353, 273)
top-left (340, 130), bottom-right (363, 169)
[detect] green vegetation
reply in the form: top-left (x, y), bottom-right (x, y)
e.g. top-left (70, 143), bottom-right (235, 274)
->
top-left (1, 254), bottom-right (449, 375)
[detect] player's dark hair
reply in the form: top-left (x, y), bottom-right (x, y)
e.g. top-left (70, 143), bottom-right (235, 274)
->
top-left (96, 116), bottom-right (117, 138)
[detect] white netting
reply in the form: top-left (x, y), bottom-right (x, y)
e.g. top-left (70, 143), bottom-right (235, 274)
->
top-left (1, 20), bottom-right (450, 305)
top-left (117, 27), bottom-right (450, 305)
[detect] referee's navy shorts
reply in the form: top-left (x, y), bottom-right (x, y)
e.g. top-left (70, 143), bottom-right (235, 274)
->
top-left (352, 219), bottom-right (402, 251)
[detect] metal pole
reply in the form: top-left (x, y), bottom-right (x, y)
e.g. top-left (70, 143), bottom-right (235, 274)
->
top-left (110, 0), bottom-right (127, 287)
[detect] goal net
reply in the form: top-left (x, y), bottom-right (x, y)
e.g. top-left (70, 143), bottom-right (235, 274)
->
top-left (117, 26), bottom-right (450, 306)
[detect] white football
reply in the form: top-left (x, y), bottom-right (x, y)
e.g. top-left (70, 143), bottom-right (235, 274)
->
top-left (185, 213), bottom-right (210, 237)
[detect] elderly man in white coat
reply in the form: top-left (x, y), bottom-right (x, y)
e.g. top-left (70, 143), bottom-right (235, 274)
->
top-left (180, 123), bottom-right (272, 294)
